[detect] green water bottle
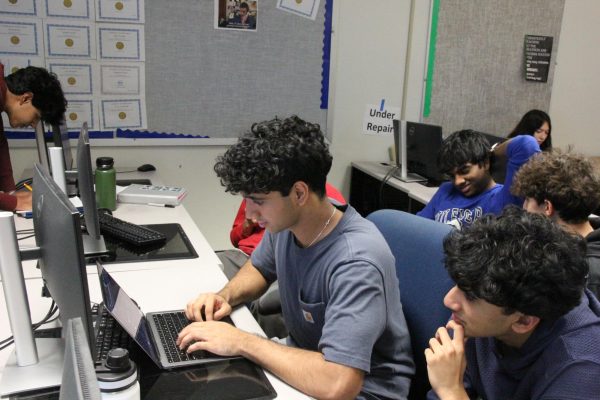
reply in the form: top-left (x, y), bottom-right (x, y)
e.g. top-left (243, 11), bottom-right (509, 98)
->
top-left (95, 157), bottom-right (116, 211)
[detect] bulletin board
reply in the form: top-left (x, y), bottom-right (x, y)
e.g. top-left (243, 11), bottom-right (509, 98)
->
top-left (144, 0), bottom-right (330, 139)
top-left (423, 0), bottom-right (565, 137)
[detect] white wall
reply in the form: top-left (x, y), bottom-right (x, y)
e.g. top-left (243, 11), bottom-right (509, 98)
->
top-left (549, 0), bottom-right (600, 155)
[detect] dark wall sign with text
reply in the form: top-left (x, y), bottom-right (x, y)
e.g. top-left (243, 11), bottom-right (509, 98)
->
top-left (524, 35), bottom-right (553, 82)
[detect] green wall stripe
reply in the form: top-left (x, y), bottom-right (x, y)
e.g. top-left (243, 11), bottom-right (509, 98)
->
top-left (423, 0), bottom-right (440, 117)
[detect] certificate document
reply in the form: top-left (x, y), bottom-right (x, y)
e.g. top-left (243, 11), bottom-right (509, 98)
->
top-left (0, 0), bottom-right (37, 16)
top-left (97, 24), bottom-right (144, 61)
top-left (100, 63), bottom-right (143, 95)
top-left (96, 0), bottom-right (144, 23)
top-left (1, 56), bottom-right (45, 74)
top-left (0, 19), bottom-right (41, 56)
top-left (277, 0), bottom-right (320, 20)
top-left (45, 0), bottom-right (94, 20)
top-left (45, 22), bottom-right (95, 58)
top-left (65, 99), bottom-right (97, 130)
top-left (48, 61), bottom-right (96, 95)
top-left (101, 98), bottom-right (145, 129)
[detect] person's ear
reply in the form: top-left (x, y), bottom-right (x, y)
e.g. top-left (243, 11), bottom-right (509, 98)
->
top-left (291, 181), bottom-right (309, 206)
top-left (511, 314), bottom-right (540, 334)
top-left (19, 92), bottom-right (34, 105)
top-left (543, 199), bottom-right (555, 218)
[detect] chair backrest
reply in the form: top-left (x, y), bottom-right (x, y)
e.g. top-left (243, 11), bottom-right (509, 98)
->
top-left (367, 209), bottom-right (454, 399)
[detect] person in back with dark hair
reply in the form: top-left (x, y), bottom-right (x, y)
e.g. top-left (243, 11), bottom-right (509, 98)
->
top-left (426, 206), bottom-right (600, 400)
top-left (1, 65), bottom-right (67, 211)
top-left (177, 115), bottom-right (414, 399)
top-left (417, 129), bottom-right (539, 228)
top-left (512, 151), bottom-right (600, 298)
top-left (508, 109), bottom-right (552, 151)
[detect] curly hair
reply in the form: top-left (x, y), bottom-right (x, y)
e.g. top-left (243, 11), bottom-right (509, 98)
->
top-left (214, 116), bottom-right (332, 197)
top-left (512, 151), bottom-right (600, 224)
top-left (443, 206), bottom-right (588, 321)
top-left (508, 109), bottom-right (552, 151)
top-left (5, 66), bottom-right (67, 126)
top-left (437, 130), bottom-right (491, 175)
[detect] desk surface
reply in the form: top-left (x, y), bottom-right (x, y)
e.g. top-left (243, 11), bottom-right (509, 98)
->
top-left (351, 161), bottom-right (439, 205)
top-left (0, 171), bottom-right (308, 399)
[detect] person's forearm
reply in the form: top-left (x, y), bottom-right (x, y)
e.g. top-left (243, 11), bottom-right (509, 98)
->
top-left (239, 334), bottom-right (363, 400)
top-left (217, 261), bottom-right (268, 306)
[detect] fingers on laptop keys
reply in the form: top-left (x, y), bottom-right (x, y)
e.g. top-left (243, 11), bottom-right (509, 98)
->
top-left (186, 293), bottom-right (230, 322)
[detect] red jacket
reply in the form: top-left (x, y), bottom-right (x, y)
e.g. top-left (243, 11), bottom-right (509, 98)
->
top-left (230, 183), bottom-right (346, 255)
top-left (0, 63), bottom-right (17, 211)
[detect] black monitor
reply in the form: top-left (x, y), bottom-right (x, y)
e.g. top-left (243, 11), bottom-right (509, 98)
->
top-left (59, 317), bottom-right (102, 400)
top-left (34, 120), bottom-right (51, 175)
top-left (76, 122), bottom-right (107, 255)
top-left (52, 120), bottom-right (73, 171)
top-left (32, 163), bottom-right (95, 358)
top-left (478, 131), bottom-right (508, 184)
top-left (405, 121), bottom-right (444, 183)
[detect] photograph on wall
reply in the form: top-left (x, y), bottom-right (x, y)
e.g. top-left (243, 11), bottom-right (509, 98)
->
top-left (215, 0), bottom-right (257, 31)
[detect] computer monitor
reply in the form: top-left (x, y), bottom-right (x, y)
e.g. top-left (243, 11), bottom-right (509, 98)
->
top-left (76, 122), bottom-right (107, 255)
top-left (32, 163), bottom-right (96, 358)
top-left (60, 317), bottom-right (102, 400)
top-left (52, 120), bottom-right (73, 171)
top-left (405, 121), bottom-right (444, 183)
top-left (478, 131), bottom-right (508, 184)
top-left (34, 120), bottom-right (51, 175)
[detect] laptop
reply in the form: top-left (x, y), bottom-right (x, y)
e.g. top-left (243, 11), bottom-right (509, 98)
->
top-left (96, 261), bottom-right (238, 369)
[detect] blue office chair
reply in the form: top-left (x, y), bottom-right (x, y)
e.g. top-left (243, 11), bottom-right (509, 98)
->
top-left (367, 210), bottom-right (454, 400)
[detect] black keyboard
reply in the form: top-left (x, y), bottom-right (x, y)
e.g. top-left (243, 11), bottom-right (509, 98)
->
top-left (93, 304), bottom-right (132, 362)
top-left (152, 312), bottom-right (209, 363)
top-left (98, 212), bottom-right (167, 246)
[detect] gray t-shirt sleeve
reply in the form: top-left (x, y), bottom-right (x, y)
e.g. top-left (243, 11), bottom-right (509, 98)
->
top-left (318, 260), bottom-right (387, 373)
top-left (250, 229), bottom-right (278, 284)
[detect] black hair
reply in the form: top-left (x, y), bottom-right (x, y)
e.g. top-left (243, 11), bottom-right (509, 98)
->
top-left (214, 115), bottom-right (332, 197)
top-left (437, 129), bottom-right (491, 175)
top-left (443, 206), bottom-right (588, 321)
top-left (508, 109), bottom-right (552, 151)
top-left (5, 66), bottom-right (67, 126)
top-left (239, 2), bottom-right (249, 10)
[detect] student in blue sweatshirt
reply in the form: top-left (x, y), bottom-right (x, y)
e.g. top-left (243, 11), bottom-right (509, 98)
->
top-left (417, 130), bottom-right (539, 228)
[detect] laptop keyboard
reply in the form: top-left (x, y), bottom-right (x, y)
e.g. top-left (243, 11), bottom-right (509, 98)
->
top-left (152, 311), bottom-right (209, 363)
top-left (93, 304), bottom-right (132, 362)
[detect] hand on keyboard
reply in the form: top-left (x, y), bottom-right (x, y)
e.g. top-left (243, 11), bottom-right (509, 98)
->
top-left (185, 293), bottom-right (232, 322)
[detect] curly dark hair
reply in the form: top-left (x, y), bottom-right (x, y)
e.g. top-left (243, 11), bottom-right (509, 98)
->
top-left (508, 109), bottom-right (552, 151)
top-left (5, 66), bottom-right (67, 126)
top-left (443, 206), bottom-right (588, 321)
top-left (512, 151), bottom-right (600, 224)
top-left (437, 130), bottom-right (491, 175)
top-left (214, 116), bottom-right (332, 197)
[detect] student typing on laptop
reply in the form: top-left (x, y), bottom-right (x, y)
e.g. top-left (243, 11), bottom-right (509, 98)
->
top-left (177, 116), bottom-right (415, 400)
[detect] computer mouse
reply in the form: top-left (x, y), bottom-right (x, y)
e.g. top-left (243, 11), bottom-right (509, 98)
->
top-left (137, 163), bottom-right (156, 172)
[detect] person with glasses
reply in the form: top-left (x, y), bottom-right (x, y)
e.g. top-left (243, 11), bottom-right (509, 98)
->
top-left (508, 109), bottom-right (552, 151)
top-left (1, 64), bottom-right (67, 211)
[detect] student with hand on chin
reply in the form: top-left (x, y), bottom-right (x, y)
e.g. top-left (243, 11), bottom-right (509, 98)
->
top-left (426, 206), bottom-right (600, 400)
top-left (0, 64), bottom-right (66, 211)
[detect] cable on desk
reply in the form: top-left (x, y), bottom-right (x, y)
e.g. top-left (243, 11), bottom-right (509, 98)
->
top-left (378, 165), bottom-right (400, 210)
top-left (0, 300), bottom-right (59, 351)
top-left (15, 177), bottom-right (33, 192)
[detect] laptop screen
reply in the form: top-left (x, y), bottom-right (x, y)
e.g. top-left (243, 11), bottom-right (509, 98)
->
top-left (97, 262), bottom-right (159, 362)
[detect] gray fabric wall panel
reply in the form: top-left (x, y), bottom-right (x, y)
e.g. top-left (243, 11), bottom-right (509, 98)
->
top-left (424, 0), bottom-right (564, 137)
top-left (145, 1), bottom-right (326, 138)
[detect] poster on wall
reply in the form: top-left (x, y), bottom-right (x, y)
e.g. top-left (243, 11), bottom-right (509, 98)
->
top-left (524, 35), bottom-right (553, 82)
top-left (215, 0), bottom-right (257, 31)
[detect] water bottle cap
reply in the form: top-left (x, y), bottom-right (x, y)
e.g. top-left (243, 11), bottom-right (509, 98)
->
top-left (106, 348), bottom-right (131, 371)
top-left (96, 156), bottom-right (114, 169)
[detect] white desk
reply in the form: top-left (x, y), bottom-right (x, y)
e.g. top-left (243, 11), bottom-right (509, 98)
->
top-left (0, 177), bottom-right (308, 399)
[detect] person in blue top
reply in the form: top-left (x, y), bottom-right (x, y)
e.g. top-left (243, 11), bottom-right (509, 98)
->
top-left (417, 130), bottom-right (540, 228)
top-left (426, 206), bottom-right (600, 400)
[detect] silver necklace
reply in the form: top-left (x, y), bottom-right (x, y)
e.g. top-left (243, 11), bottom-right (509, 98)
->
top-left (306, 207), bottom-right (337, 248)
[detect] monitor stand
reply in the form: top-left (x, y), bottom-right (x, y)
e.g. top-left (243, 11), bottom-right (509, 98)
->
top-left (392, 166), bottom-right (427, 182)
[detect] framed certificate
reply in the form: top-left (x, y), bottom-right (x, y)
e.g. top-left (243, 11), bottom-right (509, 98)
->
top-left (45, 22), bottom-right (95, 58)
top-left (277, 0), bottom-right (320, 20)
top-left (100, 62), bottom-right (143, 95)
top-left (101, 98), bottom-right (145, 129)
top-left (0, 19), bottom-right (41, 56)
top-left (44, 0), bottom-right (94, 20)
top-left (0, 55), bottom-right (45, 74)
top-left (96, 0), bottom-right (143, 23)
top-left (48, 61), bottom-right (97, 95)
top-left (97, 24), bottom-right (143, 60)
top-left (65, 98), bottom-right (97, 130)
top-left (0, 0), bottom-right (37, 17)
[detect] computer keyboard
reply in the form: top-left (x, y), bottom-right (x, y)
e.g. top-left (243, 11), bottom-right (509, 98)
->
top-left (92, 304), bottom-right (132, 362)
top-left (98, 212), bottom-right (167, 246)
top-left (152, 312), bottom-right (203, 362)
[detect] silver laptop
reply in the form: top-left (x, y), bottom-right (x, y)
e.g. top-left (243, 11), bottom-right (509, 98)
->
top-left (96, 261), bottom-right (237, 369)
